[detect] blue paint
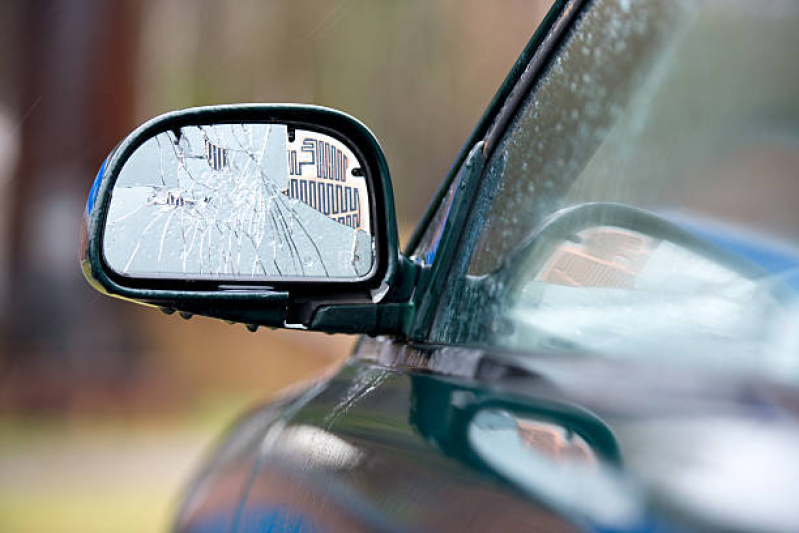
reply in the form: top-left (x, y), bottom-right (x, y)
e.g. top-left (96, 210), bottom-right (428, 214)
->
top-left (238, 506), bottom-right (316, 533)
top-left (590, 518), bottom-right (685, 533)
top-left (422, 184), bottom-right (460, 265)
top-left (191, 506), bottom-right (316, 533)
top-left (86, 156), bottom-right (108, 217)
top-left (693, 228), bottom-right (799, 276)
top-left (673, 220), bottom-right (799, 290)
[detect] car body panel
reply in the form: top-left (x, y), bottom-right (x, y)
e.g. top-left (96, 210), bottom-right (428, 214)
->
top-left (176, 353), bottom-right (580, 533)
top-left (176, 331), bottom-right (799, 532)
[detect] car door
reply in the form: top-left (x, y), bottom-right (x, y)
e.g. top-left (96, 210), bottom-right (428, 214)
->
top-left (175, 0), bottom-right (799, 530)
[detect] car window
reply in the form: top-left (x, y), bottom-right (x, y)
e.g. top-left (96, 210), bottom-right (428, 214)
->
top-left (430, 0), bottom-right (799, 378)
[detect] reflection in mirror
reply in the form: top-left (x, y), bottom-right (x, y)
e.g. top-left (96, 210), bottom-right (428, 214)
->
top-left (469, 409), bottom-right (639, 528)
top-left (532, 226), bottom-right (750, 290)
top-left (499, 216), bottom-right (791, 368)
top-left (103, 124), bottom-right (373, 281)
top-left (514, 416), bottom-right (596, 466)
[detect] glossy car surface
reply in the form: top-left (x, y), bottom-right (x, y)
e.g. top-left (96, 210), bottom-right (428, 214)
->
top-left (82, 0), bottom-right (799, 531)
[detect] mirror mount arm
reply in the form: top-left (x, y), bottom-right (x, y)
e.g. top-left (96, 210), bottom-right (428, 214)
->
top-left (309, 254), bottom-right (423, 336)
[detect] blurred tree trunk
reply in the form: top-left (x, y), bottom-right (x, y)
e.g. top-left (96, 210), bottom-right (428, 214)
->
top-left (3, 0), bottom-right (142, 411)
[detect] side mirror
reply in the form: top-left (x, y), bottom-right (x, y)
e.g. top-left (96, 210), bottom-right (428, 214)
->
top-left (408, 374), bottom-right (630, 526)
top-left (81, 105), bottom-right (412, 333)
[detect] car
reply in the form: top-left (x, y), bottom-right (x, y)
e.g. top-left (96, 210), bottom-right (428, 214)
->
top-left (81, 0), bottom-right (799, 531)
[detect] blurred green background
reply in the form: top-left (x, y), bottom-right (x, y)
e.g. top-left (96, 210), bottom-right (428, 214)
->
top-left (0, 1), bottom-right (548, 531)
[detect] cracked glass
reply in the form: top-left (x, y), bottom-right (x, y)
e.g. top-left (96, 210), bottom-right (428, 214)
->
top-left (103, 123), bottom-right (374, 281)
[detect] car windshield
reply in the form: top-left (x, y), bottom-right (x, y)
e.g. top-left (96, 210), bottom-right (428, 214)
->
top-left (430, 0), bottom-right (799, 381)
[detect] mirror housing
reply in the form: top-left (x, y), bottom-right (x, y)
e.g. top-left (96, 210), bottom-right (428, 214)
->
top-left (81, 105), bottom-right (415, 333)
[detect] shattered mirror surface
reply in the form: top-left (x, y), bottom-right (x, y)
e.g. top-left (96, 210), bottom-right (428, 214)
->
top-left (103, 124), bottom-right (374, 281)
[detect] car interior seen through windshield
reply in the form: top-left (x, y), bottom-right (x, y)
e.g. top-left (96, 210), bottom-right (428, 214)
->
top-left (428, 0), bottom-right (799, 380)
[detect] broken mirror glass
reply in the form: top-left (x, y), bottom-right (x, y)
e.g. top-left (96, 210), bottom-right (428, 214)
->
top-left (103, 123), bottom-right (374, 281)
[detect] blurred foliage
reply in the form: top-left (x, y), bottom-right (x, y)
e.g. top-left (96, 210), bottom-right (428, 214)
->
top-left (0, 0), bottom-right (548, 411)
top-left (0, 1), bottom-right (549, 531)
top-left (134, 0), bottom-right (548, 226)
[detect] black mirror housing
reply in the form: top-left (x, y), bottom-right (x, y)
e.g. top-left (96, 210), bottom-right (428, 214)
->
top-left (81, 104), bottom-right (408, 332)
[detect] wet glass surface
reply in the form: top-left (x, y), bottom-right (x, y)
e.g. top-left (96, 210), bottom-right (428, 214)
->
top-left (103, 124), bottom-right (374, 281)
top-left (430, 0), bottom-right (799, 378)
